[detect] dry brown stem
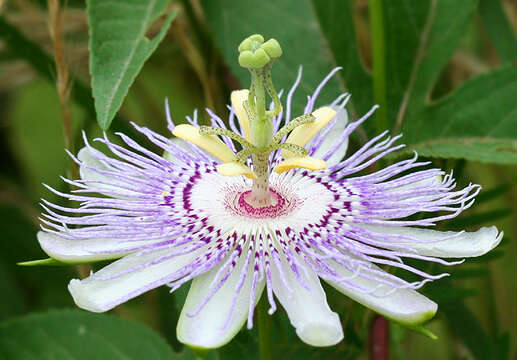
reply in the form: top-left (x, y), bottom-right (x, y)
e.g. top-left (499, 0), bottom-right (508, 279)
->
top-left (47, 0), bottom-right (73, 150)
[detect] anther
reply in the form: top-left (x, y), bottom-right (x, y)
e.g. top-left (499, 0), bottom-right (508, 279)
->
top-left (274, 156), bottom-right (327, 174)
top-left (172, 124), bottom-right (234, 163)
top-left (217, 162), bottom-right (256, 179)
top-left (281, 106), bottom-right (336, 158)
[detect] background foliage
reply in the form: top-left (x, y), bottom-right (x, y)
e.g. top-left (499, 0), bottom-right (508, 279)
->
top-left (0, 0), bottom-right (516, 359)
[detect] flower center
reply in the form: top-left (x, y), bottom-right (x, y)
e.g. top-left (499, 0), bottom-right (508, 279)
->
top-left (224, 184), bottom-right (302, 220)
top-left (189, 170), bottom-right (334, 232)
top-left (238, 189), bottom-right (286, 218)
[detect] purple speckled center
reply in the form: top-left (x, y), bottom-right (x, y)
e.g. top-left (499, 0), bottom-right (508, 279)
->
top-left (218, 182), bottom-right (304, 220)
top-left (238, 189), bottom-right (288, 218)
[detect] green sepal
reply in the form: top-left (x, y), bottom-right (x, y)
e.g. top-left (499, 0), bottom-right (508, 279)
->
top-left (389, 310), bottom-right (438, 340)
top-left (404, 323), bottom-right (438, 340)
top-left (18, 258), bottom-right (68, 266)
top-left (189, 346), bottom-right (212, 360)
top-left (19, 254), bottom-right (125, 266)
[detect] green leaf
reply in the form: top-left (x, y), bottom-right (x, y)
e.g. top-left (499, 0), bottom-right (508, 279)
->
top-left (0, 310), bottom-right (177, 360)
top-left (0, 205), bottom-right (75, 310)
top-left (425, 284), bottom-right (479, 303)
top-left (492, 332), bottom-right (511, 360)
top-left (450, 267), bottom-right (491, 279)
top-left (88, 0), bottom-right (177, 129)
top-left (266, 304), bottom-right (359, 360)
top-left (0, 14), bottom-right (146, 142)
top-left (311, 0), bottom-right (373, 118)
top-left (400, 66), bottom-right (517, 163)
top-left (0, 263), bottom-right (25, 321)
top-left (441, 301), bottom-right (491, 360)
top-left (478, 0), bottom-right (517, 64)
top-left (202, 0), bottom-right (341, 116)
top-left (382, 0), bottom-right (477, 130)
top-left (469, 248), bottom-right (506, 263)
top-left (475, 183), bottom-right (512, 204)
top-left (218, 328), bottom-right (259, 360)
top-left (8, 80), bottom-right (69, 201)
top-left (157, 285), bottom-right (190, 352)
top-left (448, 208), bottom-right (513, 229)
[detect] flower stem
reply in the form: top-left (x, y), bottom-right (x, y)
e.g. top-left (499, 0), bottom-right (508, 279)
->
top-left (369, 314), bottom-right (389, 360)
top-left (192, 347), bottom-right (210, 360)
top-left (369, 0), bottom-right (388, 134)
top-left (258, 296), bottom-right (272, 360)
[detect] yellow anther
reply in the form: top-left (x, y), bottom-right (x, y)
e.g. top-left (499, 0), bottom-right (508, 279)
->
top-left (231, 90), bottom-right (252, 142)
top-left (281, 106), bottom-right (336, 158)
top-left (273, 156), bottom-right (327, 174)
top-left (172, 124), bottom-right (235, 163)
top-left (217, 162), bottom-right (256, 179)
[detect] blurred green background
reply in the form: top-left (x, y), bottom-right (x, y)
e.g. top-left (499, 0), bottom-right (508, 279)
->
top-left (0, 0), bottom-right (516, 359)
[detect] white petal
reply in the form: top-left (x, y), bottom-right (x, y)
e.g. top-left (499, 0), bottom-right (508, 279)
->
top-left (177, 253), bottom-right (264, 349)
top-left (37, 231), bottom-right (158, 263)
top-left (360, 225), bottom-right (503, 258)
top-left (310, 106), bottom-right (348, 167)
top-left (68, 246), bottom-right (201, 312)
top-left (326, 262), bottom-right (437, 325)
top-left (77, 147), bottom-right (130, 193)
top-left (271, 255), bottom-right (343, 347)
top-left (78, 147), bottom-right (109, 181)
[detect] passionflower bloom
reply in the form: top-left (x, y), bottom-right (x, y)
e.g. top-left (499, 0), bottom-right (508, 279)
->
top-left (37, 35), bottom-right (501, 349)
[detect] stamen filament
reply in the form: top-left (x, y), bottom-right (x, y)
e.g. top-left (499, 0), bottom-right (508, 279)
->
top-left (271, 114), bottom-right (315, 144)
top-left (200, 126), bottom-right (254, 149)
